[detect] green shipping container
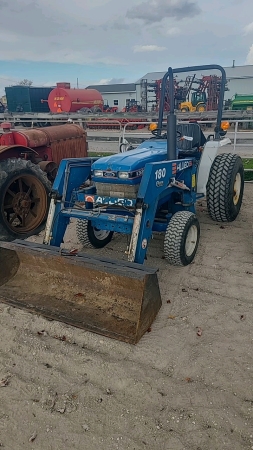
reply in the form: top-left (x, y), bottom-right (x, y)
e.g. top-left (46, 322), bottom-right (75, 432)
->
top-left (5, 86), bottom-right (54, 113)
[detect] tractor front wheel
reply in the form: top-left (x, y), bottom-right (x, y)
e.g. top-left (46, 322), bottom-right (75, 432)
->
top-left (164, 211), bottom-right (200, 266)
top-left (76, 219), bottom-right (114, 248)
top-left (206, 153), bottom-right (244, 222)
top-left (0, 158), bottom-right (51, 242)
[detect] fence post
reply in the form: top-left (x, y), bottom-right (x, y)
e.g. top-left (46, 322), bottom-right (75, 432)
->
top-left (233, 121), bottom-right (238, 152)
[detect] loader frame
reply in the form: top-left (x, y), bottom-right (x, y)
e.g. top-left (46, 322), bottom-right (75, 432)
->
top-left (44, 155), bottom-right (198, 264)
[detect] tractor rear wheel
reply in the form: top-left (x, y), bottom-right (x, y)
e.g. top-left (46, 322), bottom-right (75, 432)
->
top-left (206, 153), bottom-right (244, 222)
top-left (164, 211), bottom-right (200, 266)
top-left (0, 158), bottom-right (51, 242)
top-left (76, 219), bottom-right (114, 248)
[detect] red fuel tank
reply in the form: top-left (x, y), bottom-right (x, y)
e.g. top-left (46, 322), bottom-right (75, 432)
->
top-left (48, 87), bottom-right (104, 113)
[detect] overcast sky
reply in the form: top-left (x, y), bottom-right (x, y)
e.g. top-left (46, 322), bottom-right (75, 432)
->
top-left (0, 0), bottom-right (252, 94)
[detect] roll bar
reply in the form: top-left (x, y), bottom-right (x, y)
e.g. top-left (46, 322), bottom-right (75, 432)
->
top-left (157, 64), bottom-right (227, 142)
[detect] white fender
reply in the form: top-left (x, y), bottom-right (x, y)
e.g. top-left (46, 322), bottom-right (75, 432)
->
top-left (197, 137), bottom-right (231, 196)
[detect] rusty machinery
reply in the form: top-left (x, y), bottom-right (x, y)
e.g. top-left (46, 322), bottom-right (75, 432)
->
top-left (147, 78), bottom-right (188, 112)
top-left (0, 123), bottom-right (88, 242)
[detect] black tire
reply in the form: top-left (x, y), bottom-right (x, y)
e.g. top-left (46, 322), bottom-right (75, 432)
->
top-left (92, 107), bottom-right (102, 113)
top-left (164, 211), bottom-right (200, 266)
top-left (206, 153), bottom-right (244, 222)
top-left (196, 103), bottom-right (206, 112)
top-left (76, 219), bottom-right (113, 248)
top-left (0, 158), bottom-right (51, 242)
top-left (181, 107), bottom-right (189, 112)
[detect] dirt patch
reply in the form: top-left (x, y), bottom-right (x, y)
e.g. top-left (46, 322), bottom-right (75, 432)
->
top-left (0, 185), bottom-right (253, 449)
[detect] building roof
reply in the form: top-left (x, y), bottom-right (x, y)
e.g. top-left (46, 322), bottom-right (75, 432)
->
top-left (136, 65), bottom-right (253, 83)
top-left (86, 83), bottom-right (136, 93)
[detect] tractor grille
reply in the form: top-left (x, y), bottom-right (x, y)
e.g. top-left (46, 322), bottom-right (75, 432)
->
top-left (95, 182), bottom-right (139, 199)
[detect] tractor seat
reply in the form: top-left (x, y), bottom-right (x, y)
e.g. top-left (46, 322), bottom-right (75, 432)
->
top-left (177, 123), bottom-right (206, 158)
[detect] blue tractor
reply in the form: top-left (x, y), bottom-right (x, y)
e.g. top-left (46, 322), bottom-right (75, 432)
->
top-left (0, 64), bottom-right (244, 344)
top-left (47, 64), bottom-right (243, 265)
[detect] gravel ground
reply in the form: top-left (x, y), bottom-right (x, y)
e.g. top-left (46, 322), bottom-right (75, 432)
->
top-left (0, 185), bottom-right (253, 450)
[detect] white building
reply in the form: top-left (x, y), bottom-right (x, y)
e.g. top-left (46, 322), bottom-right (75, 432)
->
top-left (86, 83), bottom-right (136, 111)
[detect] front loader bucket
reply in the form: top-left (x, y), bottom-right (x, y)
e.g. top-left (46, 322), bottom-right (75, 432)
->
top-left (0, 241), bottom-right (162, 344)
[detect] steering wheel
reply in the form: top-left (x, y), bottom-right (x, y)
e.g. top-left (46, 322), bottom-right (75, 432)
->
top-left (151, 128), bottom-right (164, 137)
top-left (151, 128), bottom-right (182, 140)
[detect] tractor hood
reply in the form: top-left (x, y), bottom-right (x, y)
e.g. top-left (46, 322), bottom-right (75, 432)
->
top-left (92, 139), bottom-right (169, 175)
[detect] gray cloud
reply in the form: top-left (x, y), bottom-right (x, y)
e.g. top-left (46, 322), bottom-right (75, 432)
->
top-left (126, 0), bottom-right (201, 24)
top-left (0, 0), bottom-right (7, 8)
top-left (0, 0), bottom-right (250, 73)
top-left (0, 1), bottom-right (70, 37)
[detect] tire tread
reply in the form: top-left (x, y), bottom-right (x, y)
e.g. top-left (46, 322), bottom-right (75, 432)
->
top-left (164, 211), bottom-right (199, 266)
top-left (206, 153), bottom-right (244, 222)
top-left (76, 219), bottom-right (93, 248)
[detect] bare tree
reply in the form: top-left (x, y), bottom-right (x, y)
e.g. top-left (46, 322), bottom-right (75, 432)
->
top-left (18, 79), bottom-right (33, 86)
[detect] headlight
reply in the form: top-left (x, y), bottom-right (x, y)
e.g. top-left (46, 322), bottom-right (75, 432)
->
top-left (93, 170), bottom-right (104, 177)
top-left (118, 171), bottom-right (129, 179)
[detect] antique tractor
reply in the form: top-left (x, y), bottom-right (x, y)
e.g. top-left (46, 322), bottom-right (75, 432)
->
top-left (0, 123), bottom-right (88, 241)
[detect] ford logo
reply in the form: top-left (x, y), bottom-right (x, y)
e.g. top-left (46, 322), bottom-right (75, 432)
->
top-left (103, 171), bottom-right (116, 177)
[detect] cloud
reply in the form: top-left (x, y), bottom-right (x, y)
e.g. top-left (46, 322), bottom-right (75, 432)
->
top-left (127, 0), bottom-right (201, 24)
top-left (107, 78), bottom-right (125, 84)
top-left (246, 44), bottom-right (253, 64)
top-left (133, 45), bottom-right (166, 52)
top-left (164, 27), bottom-right (181, 36)
top-left (95, 78), bottom-right (113, 85)
top-left (244, 22), bottom-right (253, 35)
top-left (0, 0), bottom-right (128, 66)
top-left (94, 78), bottom-right (125, 85)
top-left (0, 0), bottom-right (249, 74)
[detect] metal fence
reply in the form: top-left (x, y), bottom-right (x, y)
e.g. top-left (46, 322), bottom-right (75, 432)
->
top-left (8, 116), bottom-right (253, 155)
top-left (119, 119), bottom-right (253, 154)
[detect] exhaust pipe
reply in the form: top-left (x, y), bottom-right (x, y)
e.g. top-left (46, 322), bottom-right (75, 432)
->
top-left (167, 67), bottom-right (177, 161)
top-left (158, 66), bottom-right (177, 161)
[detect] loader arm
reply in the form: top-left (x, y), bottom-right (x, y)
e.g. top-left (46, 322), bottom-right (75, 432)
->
top-left (43, 157), bottom-right (97, 246)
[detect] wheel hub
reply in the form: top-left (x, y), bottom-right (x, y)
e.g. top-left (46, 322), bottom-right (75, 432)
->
top-left (3, 172), bottom-right (48, 234)
top-left (185, 224), bottom-right (198, 257)
top-left (12, 192), bottom-right (31, 215)
top-left (233, 173), bottom-right (241, 206)
top-left (94, 227), bottom-right (111, 240)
